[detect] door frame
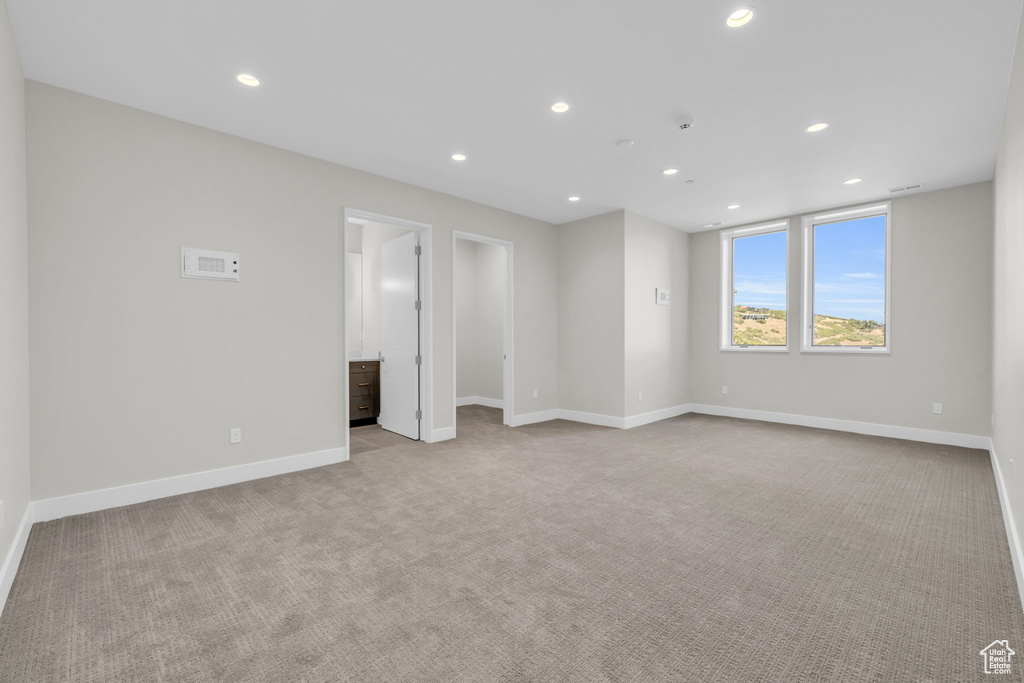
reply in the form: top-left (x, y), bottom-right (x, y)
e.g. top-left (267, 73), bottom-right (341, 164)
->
top-left (343, 208), bottom-right (434, 445)
top-left (451, 230), bottom-right (514, 433)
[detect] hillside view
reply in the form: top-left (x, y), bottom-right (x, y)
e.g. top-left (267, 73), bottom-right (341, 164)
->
top-left (733, 306), bottom-right (885, 346)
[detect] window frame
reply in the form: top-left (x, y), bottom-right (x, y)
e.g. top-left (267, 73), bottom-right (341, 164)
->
top-left (719, 220), bottom-right (791, 353)
top-left (800, 202), bottom-right (891, 355)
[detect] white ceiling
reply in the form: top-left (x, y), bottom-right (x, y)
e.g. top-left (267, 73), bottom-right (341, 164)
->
top-left (6, 0), bottom-right (1022, 231)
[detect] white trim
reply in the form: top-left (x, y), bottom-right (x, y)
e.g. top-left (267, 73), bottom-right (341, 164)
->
top-left (623, 404), bottom-right (695, 429)
top-left (452, 231), bottom-right (515, 430)
top-left (506, 409), bottom-right (560, 427)
top-left (719, 220), bottom-right (791, 352)
top-left (989, 440), bottom-right (1024, 613)
top-left (343, 209), bottom-right (434, 443)
top-left (428, 427), bottom-right (456, 443)
top-left (456, 396), bottom-right (504, 409)
top-left (688, 404), bottom-right (988, 449)
top-left (512, 403), bottom-right (989, 449)
top-left (557, 410), bottom-right (627, 429)
top-left (0, 504), bottom-right (34, 620)
top-left (33, 447), bottom-right (348, 523)
top-left (801, 201), bottom-right (891, 354)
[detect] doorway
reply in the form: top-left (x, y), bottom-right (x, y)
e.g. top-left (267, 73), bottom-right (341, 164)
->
top-left (452, 231), bottom-right (514, 435)
top-left (343, 209), bottom-right (433, 450)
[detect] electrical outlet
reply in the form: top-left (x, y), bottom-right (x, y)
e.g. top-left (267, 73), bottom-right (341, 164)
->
top-left (932, 403), bottom-right (942, 415)
top-left (638, 391), bottom-right (643, 401)
top-left (722, 386), bottom-right (728, 395)
top-left (532, 389), bottom-right (538, 399)
top-left (230, 428), bottom-right (242, 444)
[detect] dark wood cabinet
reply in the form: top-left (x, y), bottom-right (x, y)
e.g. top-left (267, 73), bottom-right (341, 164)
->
top-left (349, 361), bottom-right (380, 424)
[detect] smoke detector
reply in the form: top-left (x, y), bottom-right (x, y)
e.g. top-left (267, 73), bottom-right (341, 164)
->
top-left (676, 115), bottom-right (695, 130)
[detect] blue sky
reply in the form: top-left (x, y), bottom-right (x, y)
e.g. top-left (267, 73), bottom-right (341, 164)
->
top-left (813, 215), bottom-right (886, 323)
top-left (733, 230), bottom-right (787, 309)
top-left (733, 215), bottom-right (886, 323)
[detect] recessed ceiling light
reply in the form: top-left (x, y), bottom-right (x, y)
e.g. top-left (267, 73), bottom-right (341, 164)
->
top-left (236, 74), bottom-right (260, 87)
top-left (843, 178), bottom-right (863, 185)
top-left (726, 8), bottom-right (755, 28)
top-left (616, 139), bottom-right (635, 148)
top-left (663, 168), bottom-right (679, 175)
top-left (568, 196), bottom-right (580, 202)
top-left (805, 122), bottom-right (830, 133)
top-left (704, 223), bottom-right (722, 228)
top-left (451, 153), bottom-right (467, 161)
top-left (727, 204), bottom-right (741, 210)
top-left (551, 102), bottom-right (571, 113)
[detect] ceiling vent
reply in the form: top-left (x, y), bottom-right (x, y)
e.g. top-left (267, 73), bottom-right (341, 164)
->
top-left (888, 183), bottom-right (924, 194)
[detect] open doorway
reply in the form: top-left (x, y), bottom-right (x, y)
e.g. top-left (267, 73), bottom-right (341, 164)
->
top-left (452, 231), bottom-right (513, 434)
top-left (344, 209), bottom-right (433, 454)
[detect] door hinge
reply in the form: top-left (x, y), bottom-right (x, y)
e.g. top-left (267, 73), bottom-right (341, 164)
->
top-left (414, 354), bottom-right (422, 365)
top-left (414, 245), bottom-right (422, 256)
top-left (414, 300), bottom-right (422, 311)
top-left (415, 409), bottom-right (423, 420)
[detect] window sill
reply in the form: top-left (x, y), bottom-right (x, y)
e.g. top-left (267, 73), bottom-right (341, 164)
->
top-left (800, 346), bottom-right (890, 355)
top-left (720, 346), bottom-right (790, 353)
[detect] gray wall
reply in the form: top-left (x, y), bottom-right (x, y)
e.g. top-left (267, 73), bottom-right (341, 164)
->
top-left (455, 239), bottom-right (477, 398)
top-left (345, 252), bottom-right (362, 353)
top-left (0, 0), bottom-right (30, 572)
top-left (993, 10), bottom-right (1024, 568)
top-left (624, 211), bottom-right (690, 417)
top-left (689, 182), bottom-right (993, 436)
top-left (26, 82), bottom-right (560, 500)
top-left (558, 211), bottom-right (626, 417)
top-left (557, 210), bottom-right (690, 420)
top-left (455, 239), bottom-right (506, 402)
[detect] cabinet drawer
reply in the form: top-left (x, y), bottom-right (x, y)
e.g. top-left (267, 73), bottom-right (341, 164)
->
top-left (349, 361), bottom-right (379, 373)
top-left (350, 382), bottom-right (378, 399)
top-left (350, 372), bottom-right (379, 392)
top-left (350, 397), bottom-right (379, 420)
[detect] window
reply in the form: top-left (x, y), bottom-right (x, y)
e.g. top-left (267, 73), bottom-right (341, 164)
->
top-left (801, 202), bottom-right (890, 353)
top-left (720, 221), bottom-right (789, 351)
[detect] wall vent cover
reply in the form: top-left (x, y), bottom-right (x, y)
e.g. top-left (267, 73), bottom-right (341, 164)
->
top-left (182, 248), bottom-right (239, 281)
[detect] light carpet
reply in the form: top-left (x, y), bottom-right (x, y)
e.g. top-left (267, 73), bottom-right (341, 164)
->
top-left (1, 407), bottom-right (1021, 681)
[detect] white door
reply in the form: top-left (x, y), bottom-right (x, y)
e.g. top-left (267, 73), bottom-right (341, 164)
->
top-left (379, 231), bottom-right (421, 440)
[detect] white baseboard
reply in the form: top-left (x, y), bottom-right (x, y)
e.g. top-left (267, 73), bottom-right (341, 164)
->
top-left (455, 396), bottom-right (504, 409)
top-left (557, 409), bottom-right (627, 428)
top-left (427, 427), bottom-right (456, 443)
top-left (0, 505), bottom-right (35, 621)
top-left (623, 404), bottom-right (695, 429)
top-left (509, 402), bottom-right (989, 450)
top-left (33, 447), bottom-right (349, 523)
top-left (989, 440), bottom-right (1024, 614)
top-left (688, 404), bottom-right (990, 449)
top-left (508, 406), bottom-right (693, 430)
top-left (506, 409), bottom-right (560, 427)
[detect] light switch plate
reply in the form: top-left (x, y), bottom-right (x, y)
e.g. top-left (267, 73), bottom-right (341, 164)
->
top-left (656, 288), bottom-right (671, 306)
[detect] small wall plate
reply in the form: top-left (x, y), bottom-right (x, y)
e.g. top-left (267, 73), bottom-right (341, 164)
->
top-left (182, 248), bottom-right (240, 281)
